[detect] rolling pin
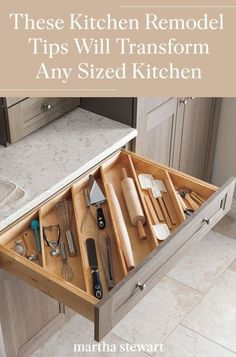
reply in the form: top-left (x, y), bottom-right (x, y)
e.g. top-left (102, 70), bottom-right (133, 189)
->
top-left (106, 182), bottom-right (135, 271)
top-left (121, 168), bottom-right (147, 240)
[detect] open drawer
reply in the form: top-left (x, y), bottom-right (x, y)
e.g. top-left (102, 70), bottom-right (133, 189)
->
top-left (0, 150), bottom-right (235, 341)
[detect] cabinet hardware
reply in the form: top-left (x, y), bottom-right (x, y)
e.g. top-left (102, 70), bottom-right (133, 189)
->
top-left (203, 217), bottom-right (212, 225)
top-left (180, 97), bottom-right (195, 105)
top-left (137, 282), bottom-right (146, 291)
top-left (43, 103), bottom-right (52, 111)
top-left (180, 98), bottom-right (188, 105)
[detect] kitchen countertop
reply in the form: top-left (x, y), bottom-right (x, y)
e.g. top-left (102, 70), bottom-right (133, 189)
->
top-left (0, 107), bottom-right (137, 231)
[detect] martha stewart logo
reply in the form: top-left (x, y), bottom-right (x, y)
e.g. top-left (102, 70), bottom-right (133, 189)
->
top-left (73, 341), bottom-right (163, 353)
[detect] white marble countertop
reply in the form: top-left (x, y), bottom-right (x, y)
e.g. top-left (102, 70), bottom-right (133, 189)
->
top-left (0, 107), bottom-right (137, 231)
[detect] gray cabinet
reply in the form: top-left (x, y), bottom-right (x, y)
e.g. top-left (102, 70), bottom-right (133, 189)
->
top-left (135, 97), bottom-right (178, 167)
top-left (80, 96), bottom-right (218, 180)
top-left (0, 97), bottom-right (81, 145)
top-left (0, 270), bottom-right (70, 357)
top-left (177, 97), bottom-right (215, 179)
top-left (135, 97), bottom-right (218, 180)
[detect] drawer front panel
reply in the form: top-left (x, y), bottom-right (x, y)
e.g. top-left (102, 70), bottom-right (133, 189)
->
top-left (7, 97), bottom-right (80, 143)
top-left (95, 177), bottom-right (235, 341)
top-left (5, 97), bottom-right (28, 107)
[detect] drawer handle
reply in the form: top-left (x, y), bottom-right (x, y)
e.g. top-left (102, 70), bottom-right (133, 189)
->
top-left (180, 98), bottom-right (188, 105)
top-left (203, 217), bottom-right (212, 225)
top-left (137, 282), bottom-right (146, 291)
top-left (43, 103), bottom-right (52, 111)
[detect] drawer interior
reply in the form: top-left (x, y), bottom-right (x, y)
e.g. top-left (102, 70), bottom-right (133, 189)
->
top-left (0, 150), bottom-right (217, 308)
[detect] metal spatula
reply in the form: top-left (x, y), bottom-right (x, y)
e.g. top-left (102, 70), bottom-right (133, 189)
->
top-left (89, 175), bottom-right (106, 229)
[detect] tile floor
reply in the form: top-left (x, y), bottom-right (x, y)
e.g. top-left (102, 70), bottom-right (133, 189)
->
top-left (32, 208), bottom-right (236, 357)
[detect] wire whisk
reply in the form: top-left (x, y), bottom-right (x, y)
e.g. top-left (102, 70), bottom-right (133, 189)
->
top-left (60, 242), bottom-right (73, 282)
top-left (55, 200), bottom-right (77, 257)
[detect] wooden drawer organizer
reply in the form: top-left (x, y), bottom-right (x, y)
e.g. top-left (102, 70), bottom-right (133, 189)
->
top-left (0, 150), bottom-right (235, 341)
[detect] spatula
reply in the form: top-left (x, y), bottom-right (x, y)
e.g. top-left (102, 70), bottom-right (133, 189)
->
top-left (89, 175), bottom-right (106, 229)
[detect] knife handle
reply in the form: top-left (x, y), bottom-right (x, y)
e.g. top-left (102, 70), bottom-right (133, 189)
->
top-left (97, 207), bottom-right (106, 229)
top-left (92, 270), bottom-right (103, 299)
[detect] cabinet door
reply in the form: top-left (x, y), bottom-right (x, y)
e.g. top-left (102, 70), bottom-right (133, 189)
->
top-left (135, 97), bottom-right (178, 166)
top-left (177, 98), bottom-right (215, 179)
top-left (0, 270), bottom-right (66, 357)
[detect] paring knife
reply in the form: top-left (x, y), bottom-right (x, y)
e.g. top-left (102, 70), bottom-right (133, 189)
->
top-left (86, 238), bottom-right (103, 299)
top-left (99, 234), bottom-right (115, 290)
top-left (88, 175), bottom-right (106, 229)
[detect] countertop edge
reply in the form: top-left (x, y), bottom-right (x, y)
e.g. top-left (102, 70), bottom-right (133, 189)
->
top-left (0, 128), bottom-right (137, 232)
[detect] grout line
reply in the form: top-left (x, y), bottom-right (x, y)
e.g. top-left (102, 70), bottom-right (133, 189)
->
top-left (179, 324), bottom-right (236, 354)
top-left (157, 277), bottom-right (206, 345)
top-left (166, 275), bottom-right (204, 295)
top-left (110, 333), bottom-right (152, 356)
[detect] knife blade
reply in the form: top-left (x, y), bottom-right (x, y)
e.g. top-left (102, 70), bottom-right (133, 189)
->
top-left (86, 238), bottom-right (103, 299)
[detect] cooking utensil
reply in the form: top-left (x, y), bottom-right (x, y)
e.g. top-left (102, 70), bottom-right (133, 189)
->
top-left (147, 188), bottom-right (164, 222)
top-left (43, 225), bottom-right (61, 257)
top-left (55, 200), bottom-right (77, 256)
top-left (106, 183), bottom-right (135, 271)
top-left (60, 242), bottom-right (73, 282)
top-left (176, 192), bottom-right (194, 217)
top-left (89, 175), bottom-right (106, 229)
top-left (13, 239), bottom-right (26, 256)
top-left (144, 194), bottom-right (170, 241)
top-left (121, 168), bottom-right (146, 240)
top-left (80, 189), bottom-right (98, 232)
top-left (179, 188), bottom-right (199, 210)
top-left (99, 234), bottom-right (115, 290)
top-left (161, 192), bottom-right (178, 225)
top-left (147, 188), bottom-right (174, 229)
top-left (144, 194), bottom-right (159, 224)
top-left (30, 220), bottom-right (41, 254)
top-left (23, 231), bottom-right (39, 262)
top-left (86, 238), bottom-right (103, 299)
top-left (190, 191), bottom-right (205, 205)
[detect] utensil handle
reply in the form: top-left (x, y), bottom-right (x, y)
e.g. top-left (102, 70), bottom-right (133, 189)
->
top-left (92, 270), bottom-right (103, 299)
top-left (97, 207), bottom-right (106, 229)
top-left (65, 230), bottom-right (77, 256)
top-left (34, 228), bottom-right (41, 254)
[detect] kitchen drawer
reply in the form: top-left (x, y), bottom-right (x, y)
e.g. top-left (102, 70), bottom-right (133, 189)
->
top-left (7, 97), bottom-right (80, 143)
top-left (137, 97), bottom-right (172, 114)
top-left (5, 97), bottom-right (28, 107)
top-left (0, 150), bottom-right (235, 342)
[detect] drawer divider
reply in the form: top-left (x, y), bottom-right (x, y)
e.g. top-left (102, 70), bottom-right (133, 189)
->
top-left (127, 155), bottom-right (159, 245)
top-left (71, 184), bottom-right (92, 294)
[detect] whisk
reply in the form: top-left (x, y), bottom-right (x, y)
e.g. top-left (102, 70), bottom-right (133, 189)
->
top-left (60, 242), bottom-right (73, 282)
top-left (55, 200), bottom-right (77, 257)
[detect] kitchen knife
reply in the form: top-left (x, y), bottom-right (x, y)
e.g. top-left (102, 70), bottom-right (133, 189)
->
top-left (89, 175), bottom-right (106, 229)
top-left (86, 238), bottom-right (103, 299)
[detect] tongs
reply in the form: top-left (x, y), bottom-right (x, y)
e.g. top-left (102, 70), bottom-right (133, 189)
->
top-left (99, 234), bottom-right (115, 290)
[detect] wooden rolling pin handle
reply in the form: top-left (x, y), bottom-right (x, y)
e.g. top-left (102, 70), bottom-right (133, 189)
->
top-left (137, 219), bottom-right (147, 240)
top-left (121, 167), bottom-right (128, 179)
top-left (107, 183), bottom-right (135, 271)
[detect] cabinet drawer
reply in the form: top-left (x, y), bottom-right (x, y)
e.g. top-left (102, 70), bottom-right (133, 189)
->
top-left (5, 97), bottom-right (28, 107)
top-left (7, 97), bottom-right (80, 143)
top-left (0, 150), bottom-right (235, 341)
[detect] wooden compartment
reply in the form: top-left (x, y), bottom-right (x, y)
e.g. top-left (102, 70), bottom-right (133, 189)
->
top-left (0, 149), bottom-right (235, 342)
